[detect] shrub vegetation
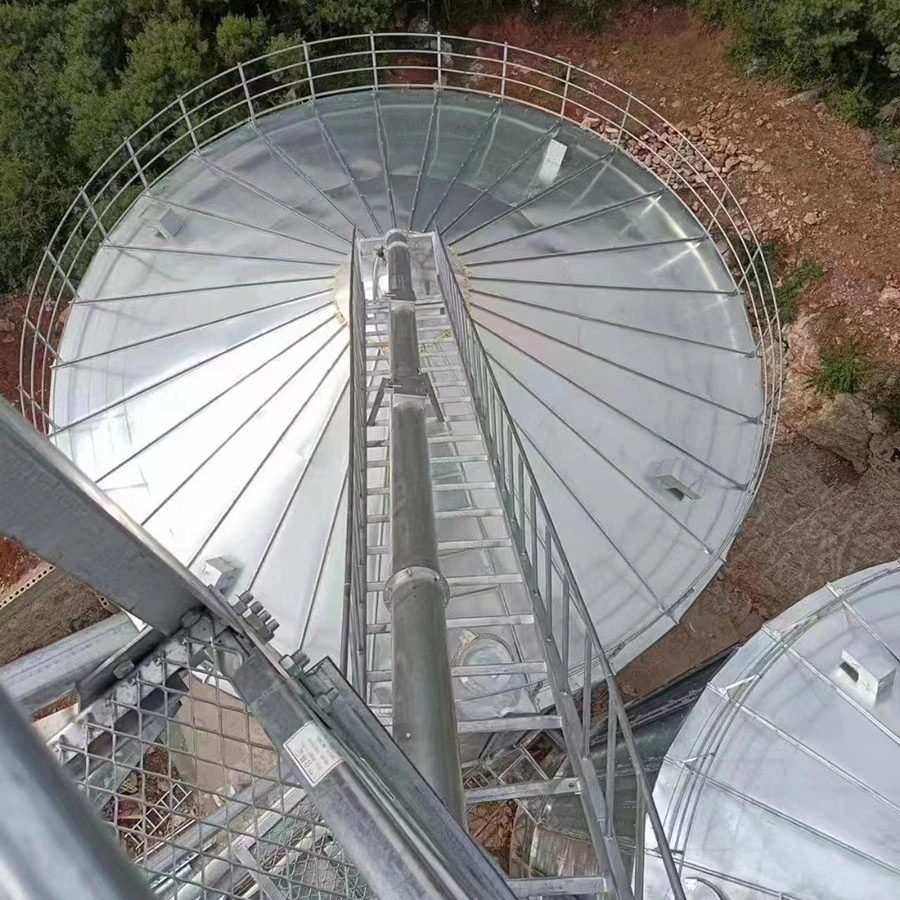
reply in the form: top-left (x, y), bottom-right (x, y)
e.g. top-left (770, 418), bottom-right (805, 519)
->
top-left (0, 0), bottom-right (401, 292)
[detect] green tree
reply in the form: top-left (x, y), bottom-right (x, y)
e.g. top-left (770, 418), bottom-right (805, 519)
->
top-left (692, 0), bottom-right (900, 98)
top-left (216, 13), bottom-right (269, 66)
top-left (0, 0), bottom-right (410, 291)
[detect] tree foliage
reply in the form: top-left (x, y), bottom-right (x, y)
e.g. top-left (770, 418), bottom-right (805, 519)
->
top-left (0, 0), bottom-right (403, 291)
top-left (691, 0), bottom-right (900, 119)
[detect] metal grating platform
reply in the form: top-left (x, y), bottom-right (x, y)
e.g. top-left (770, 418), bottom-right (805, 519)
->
top-left (49, 616), bottom-right (375, 899)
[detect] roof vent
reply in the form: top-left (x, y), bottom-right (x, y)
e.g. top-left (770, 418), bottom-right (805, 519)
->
top-left (140, 202), bottom-right (184, 239)
top-left (839, 639), bottom-right (895, 704)
top-left (655, 458), bottom-right (703, 501)
top-left (536, 138), bottom-right (567, 184)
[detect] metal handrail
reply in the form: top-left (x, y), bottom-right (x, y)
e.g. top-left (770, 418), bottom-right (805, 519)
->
top-left (345, 234), bottom-right (368, 693)
top-left (20, 33), bottom-right (779, 656)
top-left (433, 232), bottom-right (686, 899)
top-left (15, 32), bottom-right (781, 898)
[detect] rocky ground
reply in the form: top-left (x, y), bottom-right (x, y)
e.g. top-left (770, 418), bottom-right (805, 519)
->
top-left (474, 5), bottom-right (900, 700)
top-left (0, 293), bottom-right (109, 665)
top-left (0, 293), bottom-right (40, 593)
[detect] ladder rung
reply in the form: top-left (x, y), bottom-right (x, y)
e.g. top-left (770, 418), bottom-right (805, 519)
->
top-left (456, 715), bottom-right (562, 735)
top-left (507, 876), bottom-right (610, 897)
top-left (367, 538), bottom-right (512, 555)
top-left (366, 300), bottom-right (446, 311)
top-left (439, 538), bottom-right (512, 551)
top-left (431, 481), bottom-right (495, 491)
top-left (367, 573), bottom-right (523, 591)
top-left (367, 508), bottom-right (505, 523)
top-left (367, 365), bottom-right (459, 374)
top-left (367, 660), bottom-right (545, 682)
top-left (365, 381), bottom-right (469, 393)
top-left (435, 508), bottom-right (505, 519)
top-left (367, 613), bottom-right (534, 634)
top-left (368, 413), bottom-right (477, 425)
top-left (366, 454), bottom-right (488, 469)
top-left (426, 434), bottom-right (484, 445)
top-left (465, 776), bottom-right (578, 802)
top-left (367, 481), bottom-right (495, 495)
top-left (366, 338), bottom-right (456, 351)
top-left (367, 324), bottom-right (453, 337)
top-left (366, 350), bottom-right (459, 359)
top-left (430, 454), bottom-right (489, 465)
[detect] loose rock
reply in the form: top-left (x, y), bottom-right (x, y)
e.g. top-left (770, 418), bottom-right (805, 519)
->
top-left (879, 286), bottom-right (900, 305)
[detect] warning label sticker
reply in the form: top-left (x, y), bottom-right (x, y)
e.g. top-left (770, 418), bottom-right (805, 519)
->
top-left (284, 721), bottom-right (344, 786)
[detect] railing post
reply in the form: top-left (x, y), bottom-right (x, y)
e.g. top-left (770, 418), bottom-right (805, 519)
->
top-left (238, 62), bottom-right (255, 120)
top-left (665, 133), bottom-right (685, 187)
top-left (560, 62), bottom-right (573, 118)
top-left (79, 189), bottom-right (107, 239)
top-left (544, 527), bottom-right (553, 627)
top-left (124, 137), bottom-right (148, 190)
top-left (370, 33), bottom-right (379, 88)
top-left (500, 42), bottom-right (509, 98)
top-left (46, 250), bottom-right (77, 299)
top-left (436, 33), bottom-right (443, 85)
top-left (178, 95), bottom-right (200, 152)
top-left (616, 94), bottom-right (633, 148)
top-left (303, 42), bottom-right (316, 100)
top-left (582, 633), bottom-right (592, 755)
top-left (605, 711), bottom-right (617, 837)
top-left (517, 453), bottom-right (525, 529)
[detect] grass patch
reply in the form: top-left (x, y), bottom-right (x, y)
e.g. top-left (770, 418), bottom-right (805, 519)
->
top-left (806, 339), bottom-right (900, 428)
top-left (774, 256), bottom-right (825, 324)
top-left (824, 87), bottom-right (876, 128)
top-left (730, 235), bottom-right (824, 325)
top-left (807, 340), bottom-right (869, 396)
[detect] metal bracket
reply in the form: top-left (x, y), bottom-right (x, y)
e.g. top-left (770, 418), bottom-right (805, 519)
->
top-left (230, 590), bottom-right (280, 642)
top-left (423, 372), bottom-right (446, 423)
top-left (367, 376), bottom-right (389, 426)
top-left (76, 625), bottom-right (168, 710)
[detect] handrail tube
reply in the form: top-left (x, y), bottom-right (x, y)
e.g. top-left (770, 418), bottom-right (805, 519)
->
top-left (433, 232), bottom-right (687, 900)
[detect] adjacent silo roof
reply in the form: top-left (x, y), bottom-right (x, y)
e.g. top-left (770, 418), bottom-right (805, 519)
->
top-left (646, 560), bottom-right (900, 900)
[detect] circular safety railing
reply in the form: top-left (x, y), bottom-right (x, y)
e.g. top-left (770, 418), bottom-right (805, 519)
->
top-left (20, 30), bottom-right (781, 596)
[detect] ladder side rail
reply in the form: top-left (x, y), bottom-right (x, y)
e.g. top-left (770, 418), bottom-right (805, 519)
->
top-left (345, 231), bottom-right (369, 693)
top-left (432, 233), bottom-right (687, 900)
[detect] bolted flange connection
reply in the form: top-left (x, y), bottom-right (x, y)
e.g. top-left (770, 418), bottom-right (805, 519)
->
top-left (228, 590), bottom-right (280, 642)
top-left (279, 648), bottom-right (310, 678)
top-left (383, 566), bottom-right (451, 612)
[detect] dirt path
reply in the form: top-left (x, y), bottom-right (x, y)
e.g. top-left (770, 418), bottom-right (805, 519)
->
top-left (477, 5), bottom-right (900, 699)
top-left (475, 6), bottom-right (900, 359)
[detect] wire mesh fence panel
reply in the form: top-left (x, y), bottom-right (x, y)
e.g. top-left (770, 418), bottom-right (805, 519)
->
top-left (47, 615), bottom-right (377, 900)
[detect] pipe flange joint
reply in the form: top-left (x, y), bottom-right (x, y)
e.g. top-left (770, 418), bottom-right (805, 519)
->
top-left (383, 565), bottom-right (450, 611)
top-left (384, 229), bottom-right (408, 246)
